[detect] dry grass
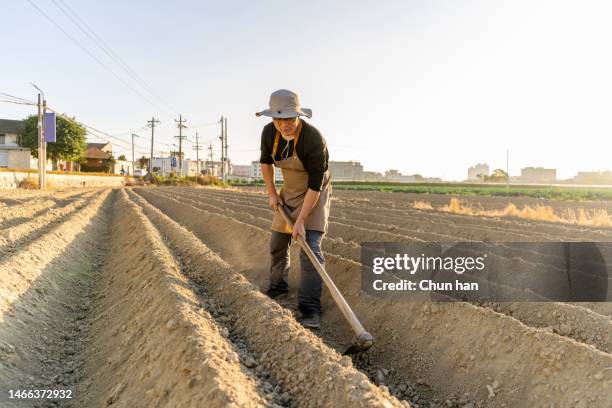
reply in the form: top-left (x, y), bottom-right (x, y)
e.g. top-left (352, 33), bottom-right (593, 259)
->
top-left (18, 177), bottom-right (39, 189)
top-left (434, 197), bottom-right (612, 227)
top-left (412, 200), bottom-right (433, 210)
top-left (17, 177), bottom-right (55, 190)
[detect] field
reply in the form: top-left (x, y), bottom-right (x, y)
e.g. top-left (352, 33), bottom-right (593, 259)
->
top-left (1, 186), bottom-right (611, 407)
top-left (233, 181), bottom-right (612, 201)
top-left (331, 182), bottom-right (612, 201)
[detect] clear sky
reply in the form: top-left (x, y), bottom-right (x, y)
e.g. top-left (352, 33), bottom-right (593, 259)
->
top-left (2, 0), bottom-right (610, 180)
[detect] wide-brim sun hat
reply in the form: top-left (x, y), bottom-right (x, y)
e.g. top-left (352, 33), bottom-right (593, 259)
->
top-left (256, 89), bottom-right (312, 119)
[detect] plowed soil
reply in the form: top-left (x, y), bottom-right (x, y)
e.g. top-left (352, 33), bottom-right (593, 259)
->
top-left (1, 185), bottom-right (610, 408)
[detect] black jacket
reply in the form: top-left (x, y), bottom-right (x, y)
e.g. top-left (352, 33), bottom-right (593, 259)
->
top-left (259, 119), bottom-right (329, 191)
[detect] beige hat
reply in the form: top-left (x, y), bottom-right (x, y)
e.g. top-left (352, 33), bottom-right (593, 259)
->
top-left (256, 89), bottom-right (312, 119)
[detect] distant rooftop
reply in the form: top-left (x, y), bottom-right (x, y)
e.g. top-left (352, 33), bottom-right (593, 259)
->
top-left (0, 119), bottom-right (25, 134)
top-left (87, 142), bottom-right (111, 150)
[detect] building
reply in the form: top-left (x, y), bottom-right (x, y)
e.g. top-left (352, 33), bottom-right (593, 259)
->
top-left (467, 163), bottom-right (489, 180)
top-left (520, 167), bottom-right (556, 184)
top-left (0, 119), bottom-right (32, 169)
top-left (231, 164), bottom-right (252, 178)
top-left (150, 157), bottom-right (224, 177)
top-left (151, 157), bottom-right (196, 176)
top-left (113, 160), bottom-right (134, 176)
top-left (384, 169), bottom-right (418, 182)
top-left (81, 142), bottom-right (113, 172)
top-left (362, 171), bottom-right (384, 181)
top-left (202, 160), bottom-right (228, 177)
top-left (328, 161), bottom-right (363, 181)
top-left (251, 160), bottom-right (283, 180)
top-left (571, 171), bottom-right (612, 185)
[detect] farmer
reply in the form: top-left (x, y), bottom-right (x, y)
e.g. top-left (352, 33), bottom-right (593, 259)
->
top-left (256, 89), bottom-right (331, 329)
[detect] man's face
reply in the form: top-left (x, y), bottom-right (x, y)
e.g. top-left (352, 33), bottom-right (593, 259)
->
top-left (273, 117), bottom-right (299, 137)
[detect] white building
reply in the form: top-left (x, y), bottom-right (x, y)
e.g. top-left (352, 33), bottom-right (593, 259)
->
top-left (202, 160), bottom-right (230, 177)
top-left (0, 119), bottom-right (32, 169)
top-left (384, 169), bottom-right (417, 182)
top-left (231, 164), bottom-right (252, 178)
top-left (467, 163), bottom-right (489, 180)
top-left (329, 161), bottom-right (363, 181)
top-left (113, 160), bottom-right (134, 176)
top-left (150, 157), bottom-right (227, 177)
top-left (251, 160), bottom-right (283, 180)
top-left (519, 167), bottom-right (556, 184)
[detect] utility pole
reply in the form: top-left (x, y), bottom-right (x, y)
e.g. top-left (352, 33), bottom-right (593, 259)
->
top-left (193, 132), bottom-right (202, 176)
top-left (32, 84), bottom-right (46, 189)
top-left (175, 115), bottom-right (187, 176)
top-left (208, 144), bottom-right (214, 175)
top-left (219, 116), bottom-right (226, 182)
top-left (42, 98), bottom-right (47, 188)
top-left (37, 93), bottom-right (43, 189)
top-left (131, 133), bottom-right (138, 175)
top-left (506, 149), bottom-right (510, 189)
top-left (160, 151), bottom-right (165, 176)
top-left (224, 116), bottom-right (229, 182)
top-left (147, 117), bottom-right (160, 177)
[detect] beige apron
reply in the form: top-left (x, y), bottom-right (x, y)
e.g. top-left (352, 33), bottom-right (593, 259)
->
top-left (270, 121), bottom-right (331, 234)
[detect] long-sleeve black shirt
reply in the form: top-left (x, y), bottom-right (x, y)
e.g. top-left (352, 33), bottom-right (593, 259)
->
top-left (259, 119), bottom-right (329, 191)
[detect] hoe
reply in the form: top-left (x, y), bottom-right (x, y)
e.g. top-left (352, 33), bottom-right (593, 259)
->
top-left (277, 203), bottom-right (374, 354)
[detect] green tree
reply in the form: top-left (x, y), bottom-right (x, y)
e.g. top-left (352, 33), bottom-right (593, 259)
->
top-left (21, 114), bottom-right (86, 161)
top-left (483, 169), bottom-right (508, 182)
top-left (102, 155), bottom-right (116, 173)
top-left (118, 154), bottom-right (127, 161)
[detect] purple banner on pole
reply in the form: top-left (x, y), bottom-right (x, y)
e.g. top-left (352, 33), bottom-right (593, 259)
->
top-left (43, 112), bottom-right (56, 142)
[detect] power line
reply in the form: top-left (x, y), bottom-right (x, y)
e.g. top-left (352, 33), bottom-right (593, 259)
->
top-left (45, 105), bottom-right (150, 151)
top-left (0, 99), bottom-right (37, 106)
top-left (25, 0), bottom-right (165, 113)
top-left (49, 0), bottom-right (179, 116)
top-left (43, 105), bottom-right (157, 160)
top-left (0, 92), bottom-right (36, 104)
top-left (2, 91), bottom-right (190, 162)
top-left (111, 126), bottom-right (149, 137)
top-left (0, 93), bottom-right (150, 148)
top-left (189, 120), bottom-right (221, 129)
top-left (0, 92), bottom-right (161, 159)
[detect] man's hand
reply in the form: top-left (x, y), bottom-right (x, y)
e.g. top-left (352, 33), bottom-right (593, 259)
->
top-left (268, 194), bottom-right (282, 210)
top-left (292, 218), bottom-right (306, 240)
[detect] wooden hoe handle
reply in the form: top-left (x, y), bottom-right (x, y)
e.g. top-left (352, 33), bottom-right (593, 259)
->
top-left (277, 204), bottom-right (371, 343)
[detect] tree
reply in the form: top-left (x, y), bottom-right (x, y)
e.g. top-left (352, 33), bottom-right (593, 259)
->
top-left (102, 155), bottom-right (116, 173)
top-left (138, 156), bottom-right (149, 169)
top-left (483, 169), bottom-right (508, 182)
top-left (118, 154), bottom-right (127, 161)
top-left (20, 114), bottom-right (86, 161)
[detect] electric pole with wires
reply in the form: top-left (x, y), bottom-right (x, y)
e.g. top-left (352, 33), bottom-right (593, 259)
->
top-left (147, 117), bottom-right (160, 178)
top-left (207, 144), bottom-right (214, 176)
top-left (160, 151), bottom-right (166, 176)
top-left (131, 133), bottom-right (138, 175)
top-left (37, 93), bottom-right (44, 189)
top-left (223, 116), bottom-right (229, 182)
top-left (32, 84), bottom-right (47, 189)
top-left (175, 115), bottom-right (187, 176)
top-left (218, 116), bottom-right (224, 181)
top-left (193, 131), bottom-right (202, 176)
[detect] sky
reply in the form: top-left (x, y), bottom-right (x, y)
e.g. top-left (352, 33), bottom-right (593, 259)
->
top-left (1, 0), bottom-right (611, 181)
